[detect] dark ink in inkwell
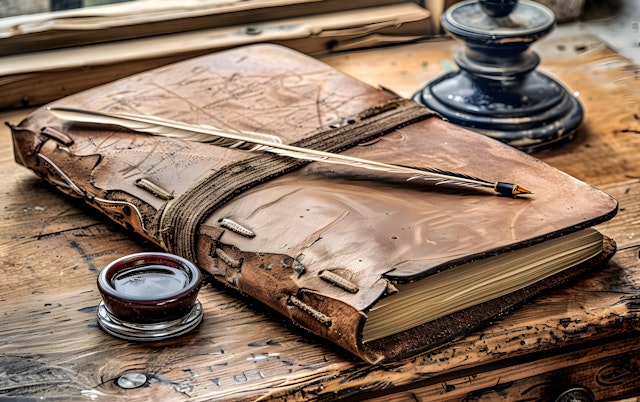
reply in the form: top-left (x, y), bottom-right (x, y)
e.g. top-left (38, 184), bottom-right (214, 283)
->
top-left (96, 252), bottom-right (203, 341)
top-left (111, 265), bottom-right (190, 299)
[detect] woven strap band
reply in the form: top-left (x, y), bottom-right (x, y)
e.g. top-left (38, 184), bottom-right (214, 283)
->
top-left (160, 99), bottom-right (436, 261)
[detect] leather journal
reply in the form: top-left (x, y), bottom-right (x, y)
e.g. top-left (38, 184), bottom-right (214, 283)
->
top-left (9, 44), bottom-right (618, 364)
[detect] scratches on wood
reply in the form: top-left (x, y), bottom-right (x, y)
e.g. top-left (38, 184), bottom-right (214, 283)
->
top-left (35, 222), bottom-right (103, 240)
top-left (0, 355), bottom-right (100, 397)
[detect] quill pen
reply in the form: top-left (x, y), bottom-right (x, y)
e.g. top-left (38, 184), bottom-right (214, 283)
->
top-left (47, 107), bottom-right (532, 197)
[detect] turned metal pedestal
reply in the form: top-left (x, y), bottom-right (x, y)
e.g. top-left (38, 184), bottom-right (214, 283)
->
top-left (414, 0), bottom-right (583, 152)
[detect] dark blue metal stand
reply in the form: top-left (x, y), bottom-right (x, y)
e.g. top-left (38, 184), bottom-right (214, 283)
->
top-left (414, 0), bottom-right (583, 152)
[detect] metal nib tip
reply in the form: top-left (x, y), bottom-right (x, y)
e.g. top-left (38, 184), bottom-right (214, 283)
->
top-left (513, 184), bottom-right (533, 195)
top-left (494, 182), bottom-right (533, 197)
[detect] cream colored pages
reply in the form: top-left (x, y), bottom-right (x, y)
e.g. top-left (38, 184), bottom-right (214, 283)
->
top-left (363, 228), bottom-right (604, 342)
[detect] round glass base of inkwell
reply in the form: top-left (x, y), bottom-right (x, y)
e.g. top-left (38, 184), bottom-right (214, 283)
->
top-left (97, 252), bottom-right (203, 341)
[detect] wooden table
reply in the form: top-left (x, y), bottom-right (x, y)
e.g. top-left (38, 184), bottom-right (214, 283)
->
top-left (1, 24), bottom-right (640, 401)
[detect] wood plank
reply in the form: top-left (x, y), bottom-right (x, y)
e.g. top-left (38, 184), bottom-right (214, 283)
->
top-left (365, 336), bottom-right (640, 401)
top-left (0, 3), bottom-right (431, 109)
top-left (0, 0), bottom-right (424, 56)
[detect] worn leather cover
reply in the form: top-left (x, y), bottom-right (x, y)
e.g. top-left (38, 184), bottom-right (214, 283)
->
top-left (9, 44), bottom-right (618, 363)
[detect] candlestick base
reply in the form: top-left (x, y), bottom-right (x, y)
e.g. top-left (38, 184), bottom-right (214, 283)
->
top-left (413, 0), bottom-right (583, 152)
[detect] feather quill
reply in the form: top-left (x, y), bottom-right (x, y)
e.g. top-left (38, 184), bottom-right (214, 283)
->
top-left (47, 107), bottom-right (532, 196)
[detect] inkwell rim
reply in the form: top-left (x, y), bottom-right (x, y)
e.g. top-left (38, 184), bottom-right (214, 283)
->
top-left (97, 251), bottom-right (201, 304)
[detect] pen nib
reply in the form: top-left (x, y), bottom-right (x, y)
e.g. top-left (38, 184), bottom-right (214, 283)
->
top-left (494, 182), bottom-right (533, 197)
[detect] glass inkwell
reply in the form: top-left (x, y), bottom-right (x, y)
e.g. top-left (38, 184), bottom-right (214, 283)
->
top-left (97, 252), bottom-right (203, 341)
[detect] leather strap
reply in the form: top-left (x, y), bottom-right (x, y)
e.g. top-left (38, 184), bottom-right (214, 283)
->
top-left (160, 99), bottom-right (436, 261)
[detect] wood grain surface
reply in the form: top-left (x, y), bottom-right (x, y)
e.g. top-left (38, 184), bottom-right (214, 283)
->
top-left (1, 25), bottom-right (640, 401)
